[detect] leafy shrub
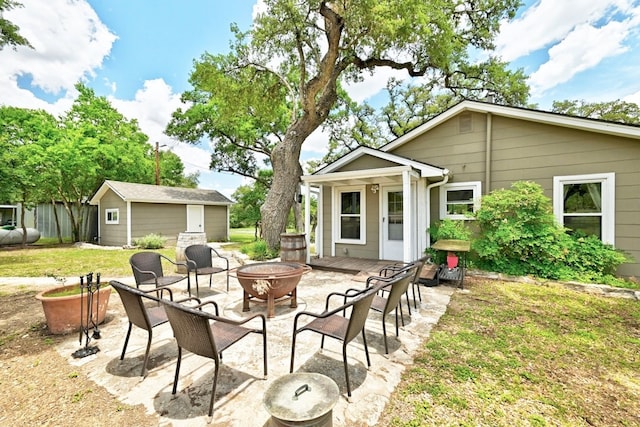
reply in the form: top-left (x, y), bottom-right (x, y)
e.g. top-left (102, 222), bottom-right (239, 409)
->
top-left (472, 181), bottom-right (628, 283)
top-left (133, 233), bottom-right (166, 249)
top-left (427, 219), bottom-right (473, 264)
top-left (240, 240), bottom-right (278, 261)
top-left (429, 218), bottom-right (473, 241)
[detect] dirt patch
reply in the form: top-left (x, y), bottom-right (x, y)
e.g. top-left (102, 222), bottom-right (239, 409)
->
top-left (0, 288), bottom-right (158, 426)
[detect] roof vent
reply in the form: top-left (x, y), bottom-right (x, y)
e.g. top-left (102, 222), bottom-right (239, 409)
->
top-left (459, 112), bottom-right (472, 133)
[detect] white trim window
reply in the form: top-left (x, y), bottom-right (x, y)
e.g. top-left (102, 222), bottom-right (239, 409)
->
top-left (553, 173), bottom-right (615, 245)
top-left (105, 208), bottom-right (119, 225)
top-left (335, 186), bottom-right (366, 244)
top-left (440, 181), bottom-right (481, 220)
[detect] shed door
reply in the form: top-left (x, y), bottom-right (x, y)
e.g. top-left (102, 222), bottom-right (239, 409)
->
top-left (382, 187), bottom-right (403, 261)
top-left (186, 205), bottom-right (204, 232)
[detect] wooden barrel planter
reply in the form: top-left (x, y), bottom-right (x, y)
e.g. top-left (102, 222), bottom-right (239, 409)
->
top-left (280, 233), bottom-right (307, 264)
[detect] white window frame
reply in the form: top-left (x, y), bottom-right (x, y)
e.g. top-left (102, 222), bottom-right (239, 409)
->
top-left (439, 181), bottom-right (482, 220)
top-left (105, 208), bottom-right (119, 225)
top-left (553, 172), bottom-right (615, 245)
top-left (334, 185), bottom-right (366, 244)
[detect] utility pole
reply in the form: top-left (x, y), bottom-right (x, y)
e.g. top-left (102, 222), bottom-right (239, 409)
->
top-left (155, 141), bottom-right (161, 185)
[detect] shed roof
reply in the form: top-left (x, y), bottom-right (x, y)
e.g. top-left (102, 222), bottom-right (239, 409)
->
top-left (89, 180), bottom-right (233, 206)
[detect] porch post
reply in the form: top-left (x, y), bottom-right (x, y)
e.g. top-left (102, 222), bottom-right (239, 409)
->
top-left (402, 170), bottom-right (412, 263)
top-left (304, 181), bottom-right (311, 263)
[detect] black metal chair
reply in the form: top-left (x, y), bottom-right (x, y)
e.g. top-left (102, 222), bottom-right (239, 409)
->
top-left (184, 244), bottom-right (230, 295)
top-left (162, 298), bottom-right (267, 419)
top-left (290, 284), bottom-right (378, 397)
top-left (110, 280), bottom-right (195, 377)
top-left (129, 251), bottom-right (191, 295)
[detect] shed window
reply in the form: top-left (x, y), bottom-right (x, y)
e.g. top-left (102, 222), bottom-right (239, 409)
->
top-left (105, 208), bottom-right (119, 225)
top-left (553, 173), bottom-right (615, 244)
top-left (440, 182), bottom-right (481, 220)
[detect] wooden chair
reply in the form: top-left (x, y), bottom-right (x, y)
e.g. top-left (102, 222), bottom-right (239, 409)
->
top-left (162, 298), bottom-right (267, 419)
top-left (184, 244), bottom-right (230, 295)
top-left (110, 280), bottom-right (194, 377)
top-left (129, 251), bottom-right (191, 295)
top-left (290, 285), bottom-right (378, 397)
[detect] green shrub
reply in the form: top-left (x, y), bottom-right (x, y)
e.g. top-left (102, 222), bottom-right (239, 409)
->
top-left (133, 233), bottom-right (166, 249)
top-left (240, 240), bottom-right (279, 261)
top-left (472, 181), bottom-right (628, 283)
top-left (429, 218), bottom-right (473, 242)
top-left (428, 219), bottom-right (473, 264)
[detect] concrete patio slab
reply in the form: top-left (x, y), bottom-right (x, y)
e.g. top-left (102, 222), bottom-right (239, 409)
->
top-left (30, 254), bottom-right (457, 426)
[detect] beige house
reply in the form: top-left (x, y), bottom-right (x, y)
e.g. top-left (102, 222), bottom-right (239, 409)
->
top-left (301, 100), bottom-right (640, 279)
top-left (89, 180), bottom-right (233, 247)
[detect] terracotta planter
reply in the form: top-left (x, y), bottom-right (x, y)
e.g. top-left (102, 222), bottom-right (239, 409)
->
top-left (35, 284), bottom-right (111, 335)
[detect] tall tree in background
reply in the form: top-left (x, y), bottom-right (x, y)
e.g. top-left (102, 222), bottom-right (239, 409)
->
top-left (168, 0), bottom-right (527, 250)
top-left (0, 107), bottom-right (57, 245)
top-left (0, 0), bottom-right (32, 50)
top-left (552, 99), bottom-right (640, 125)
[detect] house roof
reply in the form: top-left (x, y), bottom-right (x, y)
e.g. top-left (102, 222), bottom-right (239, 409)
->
top-left (89, 180), bottom-right (233, 206)
top-left (302, 146), bottom-right (448, 186)
top-left (382, 100), bottom-right (640, 152)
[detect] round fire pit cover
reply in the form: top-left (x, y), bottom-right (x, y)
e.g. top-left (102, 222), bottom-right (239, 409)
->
top-left (264, 372), bottom-right (339, 425)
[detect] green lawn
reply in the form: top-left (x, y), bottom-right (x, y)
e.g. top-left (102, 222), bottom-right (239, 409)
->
top-left (379, 278), bottom-right (640, 426)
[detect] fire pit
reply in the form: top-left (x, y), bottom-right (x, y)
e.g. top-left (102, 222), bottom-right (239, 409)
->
top-left (235, 262), bottom-right (311, 318)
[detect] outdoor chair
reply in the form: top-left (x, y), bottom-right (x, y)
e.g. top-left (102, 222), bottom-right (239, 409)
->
top-left (109, 280), bottom-right (198, 377)
top-left (366, 267), bottom-right (417, 354)
top-left (184, 244), bottom-right (230, 295)
top-left (380, 256), bottom-right (431, 310)
top-left (129, 251), bottom-right (191, 295)
top-left (162, 298), bottom-right (267, 419)
top-left (290, 284), bottom-right (378, 397)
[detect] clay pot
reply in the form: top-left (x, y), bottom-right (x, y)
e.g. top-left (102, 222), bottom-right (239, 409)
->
top-left (35, 284), bottom-right (111, 335)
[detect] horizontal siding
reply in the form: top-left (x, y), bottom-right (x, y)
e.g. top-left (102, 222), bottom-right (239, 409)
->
top-left (99, 190), bottom-right (128, 246)
top-left (388, 111), bottom-right (640, 278)
top-left (204, 205), bottom-right (228, 241)
top-left (132, 203), bottom-right (186, 245)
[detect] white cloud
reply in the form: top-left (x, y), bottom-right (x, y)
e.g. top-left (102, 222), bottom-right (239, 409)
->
top-left (529, 20), bottom-right (631, 95)
top-left (495, 0), bottom-right (631, 62)
top-left (623, 89), bottom-right (640, 105)
top-left (0, 0), bottom-right (116, 96)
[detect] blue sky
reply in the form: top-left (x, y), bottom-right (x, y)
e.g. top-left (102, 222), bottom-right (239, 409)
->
top-left (2, 0), bottom-right (639, 197)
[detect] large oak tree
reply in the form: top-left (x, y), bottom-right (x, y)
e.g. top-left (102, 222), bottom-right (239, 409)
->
top-left (167, 0), bottom-right (525, 249)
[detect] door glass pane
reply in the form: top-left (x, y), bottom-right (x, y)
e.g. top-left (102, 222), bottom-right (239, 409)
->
top-left (388, 191), bottom-right (403, 240)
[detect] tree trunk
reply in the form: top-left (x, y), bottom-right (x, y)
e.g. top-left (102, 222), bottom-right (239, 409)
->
top-left (260, 135), bottom-right (304, 250)
top-left (51, 199), bottom-right (63, 244)
top-left (19, 206), bottom-right (27, 247)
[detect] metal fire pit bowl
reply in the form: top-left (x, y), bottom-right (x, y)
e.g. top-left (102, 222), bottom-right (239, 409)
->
top-left (235, 262), bottom-right (311, 318)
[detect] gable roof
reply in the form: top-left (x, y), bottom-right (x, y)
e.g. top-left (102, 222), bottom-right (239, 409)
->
top-left (310, 146), bottom-right (447, 179)
top-left (89, 180), bottom-right (233, 206)
top-left (382, 100), bottom-right (640, 152)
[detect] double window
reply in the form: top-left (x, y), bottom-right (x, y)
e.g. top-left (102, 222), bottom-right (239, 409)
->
top-left (105, 208), bottom-right (119, 225)
top-left (553, 173), bottom-right (615, 244)
top-left (440, 182), bottom-right (481, 220)
top-left (335, 187), bottom-right (365, 243)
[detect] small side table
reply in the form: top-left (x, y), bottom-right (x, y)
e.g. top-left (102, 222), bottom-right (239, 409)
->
top-left (431, 239), bottom-right (471, 289)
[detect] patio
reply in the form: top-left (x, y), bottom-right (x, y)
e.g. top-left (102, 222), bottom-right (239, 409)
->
top-left (55, 252), bottom-right (456, 426)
